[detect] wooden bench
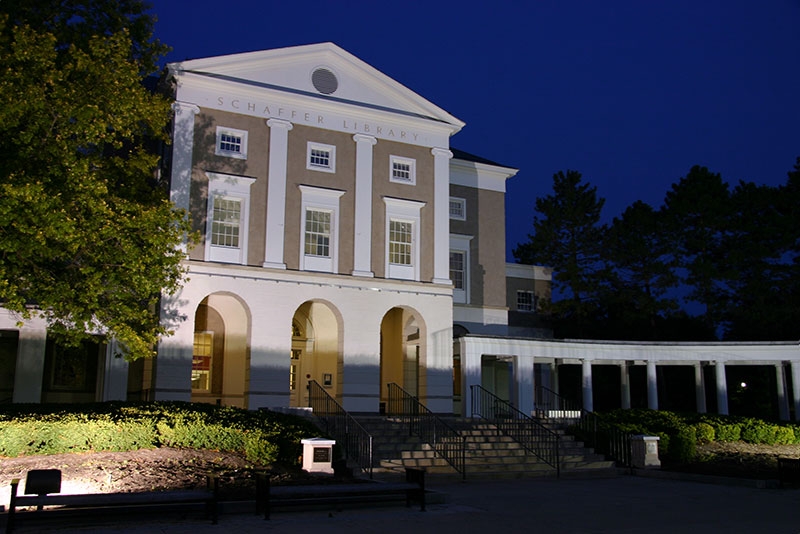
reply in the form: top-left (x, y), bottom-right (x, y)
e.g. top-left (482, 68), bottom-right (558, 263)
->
top-left (256, 467), bottom-right (426, 519)
top-left (6, 469), bottom-right (218, 533)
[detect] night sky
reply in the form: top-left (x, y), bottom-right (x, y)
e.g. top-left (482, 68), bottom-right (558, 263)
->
top-left (150, 0), bottom-right (800, 260)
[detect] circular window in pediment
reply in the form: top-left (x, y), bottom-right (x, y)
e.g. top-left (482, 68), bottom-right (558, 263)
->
top-left (311, 67), bottom-right (338, 95)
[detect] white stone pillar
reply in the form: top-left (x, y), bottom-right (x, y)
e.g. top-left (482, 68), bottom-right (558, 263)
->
top-left (517, 352), bottom-right (534, 416)
top-left (170, 102), bottom-right (200, 253)
top-left (715, 361), bottom-right (728, 415)
top-left (12, 328), bottom-right (47, 403)
top-left (776, 363), bottom-right (790, 421)
top-left (431, 148), bottom-right (453, 284)
top-left (581, 359), bottom-right (593, 413)
top-left (459, 338), bottom-right (484, 418)
top-left (352, 134), bottom-right (377, 277)
top-left (263, 119), bottom-right (293, 269)
top-left (695, 363), bottom-right (707, 413)
top-left (646, 360), bottom-right (658, 410)
top-left (620, 362), bottom-right (631, 409)
top-left (792, 362), bottom-right (800, 421)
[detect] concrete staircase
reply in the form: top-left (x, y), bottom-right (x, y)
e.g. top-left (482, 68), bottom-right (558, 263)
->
top-left (353, 416), bottom-right (616, 479)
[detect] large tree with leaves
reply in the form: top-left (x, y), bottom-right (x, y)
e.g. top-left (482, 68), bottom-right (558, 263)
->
top-left (0, 1), bottom-right (191, 359)
top-left (514, 170), bottom-right (606, 337)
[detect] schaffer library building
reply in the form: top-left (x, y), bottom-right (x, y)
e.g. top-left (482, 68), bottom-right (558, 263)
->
top-left (1, 43), bottom-right (798, 421)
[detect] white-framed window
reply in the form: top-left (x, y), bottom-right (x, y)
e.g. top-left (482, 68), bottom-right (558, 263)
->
top-left (450, 234), bottom-right (473, 304)
top-left (307, 142), bottom-right (336, 173)
top-left (215, 126), bottom-right (248, 159)
top-left (517, 290), bottom-right (537, 312)
top-left (449, 197), bottom-right (466, 220)
top-left (192, 332), bottom-right (213, 392)
top-left (205, 172), bottom-right (256, 264)
top-left (390, 155), bottom-right (416, 185)
top-left (384, 197), bottom-right (425, 281)
top-left (299, 185), bottom-right (344, 273)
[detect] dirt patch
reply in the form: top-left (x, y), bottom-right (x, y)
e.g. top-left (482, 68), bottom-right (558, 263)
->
top-left (667, 441), bottom-right (800, 479)
top-left (0, 447), bottom-right (341, 505)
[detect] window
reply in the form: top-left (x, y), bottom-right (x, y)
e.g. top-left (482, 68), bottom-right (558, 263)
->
top-left (517, 290), bottom-right (537, 312)
top-left (383, 197), bottom-right (424, 281)
top-left (299, 185), bottom-right (344, 273)
top-left (450, 251), bottom-right (465, 290)
top-left (390, 156), bottom-right (416, 185)
top-left (307, 142), bottom-right (336, 173)
top-left (449, 234), bottom-right (472, 304)
top-left (449, 197), bottom-right (466, 220)
top-left (215, 126), bottom-right (248, 159)
top-left (304, 209), bottom-right (331, 257)
top-left (192, 332), bottom-right (213, 392)
top-left (211, 197), bottom-right (241, 248)
top-left (389, 220), bottom-right (413, 265)
top-left (205, 172), bottom-right (256, 264)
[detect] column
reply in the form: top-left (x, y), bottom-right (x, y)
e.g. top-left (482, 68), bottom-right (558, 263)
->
top-left (646, 360), bottom-right (658, 410)
top-left (715, 361), bottom-right (728, 415)
top-left (581, 359), bottom-right (593, 413)
top-left (431, 148), bottom-right (453, 284)
top-left (170, 102), bottom-right (200, 253)
top-left (12, 328), bottom-right (47, 403)
top-left (352, 134), bottom-right (377, 277)
top-left (694, 363), bottom-right (707, 413)
top-left (263, 119), bottom-right (293, 269)
top-left (777, 363), bottom-right (790, 421)
top-left (620, 362), bottom-right (631, 409)
top-left (792, 362), bottom-right (800, 421)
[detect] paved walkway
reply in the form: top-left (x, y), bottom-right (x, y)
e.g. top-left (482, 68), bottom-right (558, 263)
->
top-left (13, 473), bottom-right (800, 533)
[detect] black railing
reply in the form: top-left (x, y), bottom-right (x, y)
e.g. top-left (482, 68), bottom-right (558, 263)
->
top-left (308, 380), bottom-right (374, 478)
top-left (573, 411), bottom-right (632, 468)
top-left (534, 385), bottom-right (583, 417)
top-left (471, 385), bottom-right (561, 476)
top-left (386, 383), bottom-right (466, 479)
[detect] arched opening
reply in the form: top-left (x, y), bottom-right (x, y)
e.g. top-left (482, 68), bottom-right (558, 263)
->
top-left (290, 301), bottom-right (342, 407)
top-left (380, 307), bottom-right (426, 409)
top-left (192, 293), bottom-right (250, 408)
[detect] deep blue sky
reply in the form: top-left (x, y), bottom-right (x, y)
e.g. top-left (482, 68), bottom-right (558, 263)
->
top-left (150, 1), bottom-right (800, 261)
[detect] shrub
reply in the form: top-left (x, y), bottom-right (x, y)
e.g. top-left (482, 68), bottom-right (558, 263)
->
top-left (774, 426), bottom-right (795, 446)
top-left (693, 422), bottom-right (715, 444)
top-left (667, 425), bottom-right (697, 463)
top-left (741, 419), bottom-right (779, 445)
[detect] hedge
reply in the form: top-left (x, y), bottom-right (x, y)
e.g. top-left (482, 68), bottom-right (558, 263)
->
top-left (0, 401), bottom-right (322, 465)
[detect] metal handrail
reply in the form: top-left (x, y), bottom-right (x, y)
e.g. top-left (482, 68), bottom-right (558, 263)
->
top-left (386, 383), bottom-right (466, 479)
top-left (307, 380), bottom-right (374, 478)
top-left (574, 411), bottom-right (633, 468)
top-left (471, 384), bottom-right (561, 476)
top-left (532, 387), bottom-right (632, 468)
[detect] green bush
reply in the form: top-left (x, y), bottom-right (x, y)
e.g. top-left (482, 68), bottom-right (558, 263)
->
top-left (774, 426), bottom-right (795, 446)
top-left (668, 425), bottom-right (697, 463)
top-left (693, 422), bottom-right (715, 443)
top-left (741, 419), bottom-right (779, 445)
top-left (0, 401), bottom-right (322, 466)
top-left (713, 423), bottom-right (742, 442)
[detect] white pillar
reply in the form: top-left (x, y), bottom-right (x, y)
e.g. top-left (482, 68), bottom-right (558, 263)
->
top-left (792, 362), bottom-right (800, 421)
top-left (646, 360), bottom-right (658, 410)
top-left (431, 148), bottom-right (453, 284)
top-left (169, 101), bottom-right (200, 253)
top-left (695, 363), bottom-right (707, 413)
top-left (581, 359), bottom-right (593, 413)
top-left (263, 119), bottom-right (293, 269)
top-left (352, 134), bottom-right (377, 277)
top-left (776, 363), bottom-right (790, 421)
top-left (13, 328), bottom-right (47, 403)
top-left (620, 362), bottom-right (631, 409)
top-left (517, 353), bottom-right (534, 416)
top-left (715, 361), bottom-right (728, 415)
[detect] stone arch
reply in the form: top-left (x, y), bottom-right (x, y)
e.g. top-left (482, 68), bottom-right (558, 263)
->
top-left (289, 299), bottom-right (343, 407)
top-left (192, 292), bottom-right (251, 408)
top-left (380, 306), bottom-right (428, 408)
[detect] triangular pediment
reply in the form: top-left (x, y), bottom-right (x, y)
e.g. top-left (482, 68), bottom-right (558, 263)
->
top-left (169, 42), bottom-right (464, 131)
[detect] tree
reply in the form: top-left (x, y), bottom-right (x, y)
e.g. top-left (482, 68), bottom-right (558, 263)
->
top-left (0, 2), bottom-right (191, 359)
top-left (513, 170), bottom-right (606, 337)
top-left (661, 165), bottom-right (731, 336)
top-left (600, 201), bottom-right (680, 339)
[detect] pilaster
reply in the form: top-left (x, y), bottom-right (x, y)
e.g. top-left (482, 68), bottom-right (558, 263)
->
top-left (431, 148), bottom-right (453, 284)
top-left (352, 134), bottom-right (377, 277)
top-left (263, 119), bottom-right (293, 269)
